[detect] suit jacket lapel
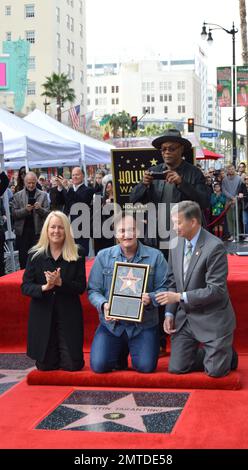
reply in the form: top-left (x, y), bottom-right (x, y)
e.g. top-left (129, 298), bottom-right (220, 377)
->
top-left (21, 189), bottom-right (27, 206)
top-left (184, 228), bottom-right (205, 288)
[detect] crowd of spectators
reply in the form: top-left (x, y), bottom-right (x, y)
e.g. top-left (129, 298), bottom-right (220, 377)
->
top-left (199, 162), bottom-right (248, 242)
top-left (1, 161), bottom-right (248, 276)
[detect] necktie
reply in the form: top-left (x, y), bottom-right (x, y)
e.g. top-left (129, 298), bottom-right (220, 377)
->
top-left (183, 241), bottom-right (193, 281)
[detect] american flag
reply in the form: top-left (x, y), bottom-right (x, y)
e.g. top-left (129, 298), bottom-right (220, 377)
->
top-left (69, 104), bottom-right (80, 130)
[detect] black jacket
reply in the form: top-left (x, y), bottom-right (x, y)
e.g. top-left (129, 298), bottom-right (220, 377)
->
top-left (129, 160), bottom-right (210, 249)
top-left (58, 184), bottom-right (94, 216)
top-left (130, 160), bottom-right (209, 208)
top-left (21, 249), bottom-right (86, 362)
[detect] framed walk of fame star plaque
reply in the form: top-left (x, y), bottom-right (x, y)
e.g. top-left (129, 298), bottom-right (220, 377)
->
top-left (108, 262), bottom-right (150, 322)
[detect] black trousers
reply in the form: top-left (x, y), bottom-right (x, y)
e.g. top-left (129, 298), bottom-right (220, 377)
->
top-left (16, 230), bottom-right (39, 269)
top-left (36, 307), bottom-right (84, 371)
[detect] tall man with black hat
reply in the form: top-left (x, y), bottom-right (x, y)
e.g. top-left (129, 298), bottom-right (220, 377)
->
top-left (130, 129), bottom-right (210, 253)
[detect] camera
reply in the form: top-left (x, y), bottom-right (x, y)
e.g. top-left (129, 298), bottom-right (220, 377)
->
top-left (149, 171), bottom-right (168, 180)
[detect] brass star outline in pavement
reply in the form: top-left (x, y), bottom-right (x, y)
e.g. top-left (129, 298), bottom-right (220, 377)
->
top-left (119, 268), bottom-right (141, 293)
top-left (61, 393), bottom-right (182, 432)
top-left (0, 367), bottom-right (34, 384)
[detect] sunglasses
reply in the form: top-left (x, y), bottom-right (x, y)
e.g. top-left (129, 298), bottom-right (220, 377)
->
top-left (161, 145), bottom-right (182, 153)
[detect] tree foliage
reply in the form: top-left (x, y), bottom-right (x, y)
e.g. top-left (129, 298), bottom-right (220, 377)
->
top-left (41, 73), bottom-right (76, 121)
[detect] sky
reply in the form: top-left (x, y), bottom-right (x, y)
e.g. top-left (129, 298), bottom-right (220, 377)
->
top-left (86, 0), bottom-right (245, 133)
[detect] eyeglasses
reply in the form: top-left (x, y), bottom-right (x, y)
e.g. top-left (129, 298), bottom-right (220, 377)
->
top-left (161, 145), bottom-right (182, 153)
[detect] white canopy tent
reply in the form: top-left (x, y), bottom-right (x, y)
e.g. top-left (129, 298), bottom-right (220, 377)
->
top-left (24, 109), bottom-right (113, 165)
top-left (0, 108), bottom-right (82, 169)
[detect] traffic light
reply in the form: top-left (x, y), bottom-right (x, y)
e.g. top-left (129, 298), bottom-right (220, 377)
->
top-left (131, 116), bottom-right (138, 131)
top-left (240, 135), bottom-right (245, 146)
top-left (187, 118), bottom-right (194, 133)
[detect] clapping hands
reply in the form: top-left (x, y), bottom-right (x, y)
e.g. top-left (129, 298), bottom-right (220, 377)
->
top-left (42, 268), bottom-right (62, 291)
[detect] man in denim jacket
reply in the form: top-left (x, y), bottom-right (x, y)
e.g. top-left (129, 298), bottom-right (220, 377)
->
top-left (88, 213), bottom-right (168, 373)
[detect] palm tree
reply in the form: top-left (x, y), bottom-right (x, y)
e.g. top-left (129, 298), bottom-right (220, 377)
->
top-left (108, 111), bottom-right (131, 137)
top-left (118, 110), bottom-right (131, 137)
top-left (41, 73), bottom-right (76, 122)
top-left (239, 0), bottom-right (248, 163)
top-left (109, 113), bottom-right (120, 138)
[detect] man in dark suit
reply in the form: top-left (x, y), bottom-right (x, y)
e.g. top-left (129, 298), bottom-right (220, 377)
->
top-left (56, 167), bottom-right (94, 256)
top-left (156, 201), bottom-right (237, 377)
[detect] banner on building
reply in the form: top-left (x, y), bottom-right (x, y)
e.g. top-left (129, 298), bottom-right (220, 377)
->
top-left (2, 39), bottom-right (30, 112)
top-left (217, 67), bottom-right (232, 107)
top-left (0, 62), bottom-right (7, 87)
top-left (237, 65), bottom-right (248, 106)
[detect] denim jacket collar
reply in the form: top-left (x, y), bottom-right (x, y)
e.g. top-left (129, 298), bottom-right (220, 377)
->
top-left (112, 241), bottom-right (150, 263)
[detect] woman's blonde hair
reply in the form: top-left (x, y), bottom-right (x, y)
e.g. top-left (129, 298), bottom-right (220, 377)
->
top-left (29, 211), bottom-right (79, 262)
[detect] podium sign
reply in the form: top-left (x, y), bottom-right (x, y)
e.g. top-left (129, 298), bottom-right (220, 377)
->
top-left (111, 148), bottom-right (162, 210)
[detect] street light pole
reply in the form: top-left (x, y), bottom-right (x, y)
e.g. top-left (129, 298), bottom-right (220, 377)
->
top-left (43, 97), bottom-right (50, 114)
top-left (201, 21), bottom-right (238, 167)
top-left (229, 23), bottom-right (238, 168)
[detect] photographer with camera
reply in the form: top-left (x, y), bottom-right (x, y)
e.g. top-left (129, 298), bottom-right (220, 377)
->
top-left (12, 172), bottom-right (50, 269)
top-left (130, 129), bottom-right (210, 254)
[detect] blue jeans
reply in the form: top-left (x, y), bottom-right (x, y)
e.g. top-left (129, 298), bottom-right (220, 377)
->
top-left (90, 324), bottom-right (160, 373)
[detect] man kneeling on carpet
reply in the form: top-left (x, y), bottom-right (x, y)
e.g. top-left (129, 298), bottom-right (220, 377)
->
top-left (156, 201), bottom-right (238, 377)
top-left (22, 211), bottom-right (86, 371)
top-left (87, 212), bottom-right (168, 373)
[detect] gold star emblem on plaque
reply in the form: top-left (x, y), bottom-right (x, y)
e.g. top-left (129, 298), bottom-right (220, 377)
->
top-left (119, 268), bottom-right (141, 293)
top-left (150, 158), bottom-right (158, 166)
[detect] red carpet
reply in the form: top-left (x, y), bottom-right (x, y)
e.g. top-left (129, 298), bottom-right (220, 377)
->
top-left (0, 255), bottom-right (246, 391)
top-left (0, 255), bottom-right (247, 353)
top-left (0, 256), bottom-right (248, 450)
top-left (0, 356), bottom-right (248, 449)
top-left (27, 353), bottom-right (241, 390)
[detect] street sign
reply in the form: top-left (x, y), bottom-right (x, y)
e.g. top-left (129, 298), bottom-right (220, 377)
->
top-left (200, 132), bottom-right (218, 138)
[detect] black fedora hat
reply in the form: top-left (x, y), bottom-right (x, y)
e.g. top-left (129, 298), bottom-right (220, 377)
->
top-left (152, 129), bottom-right (192, 150)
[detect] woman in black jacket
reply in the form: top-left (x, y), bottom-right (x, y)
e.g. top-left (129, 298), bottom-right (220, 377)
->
top-left (21, 210), bottom-right (86, 371)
